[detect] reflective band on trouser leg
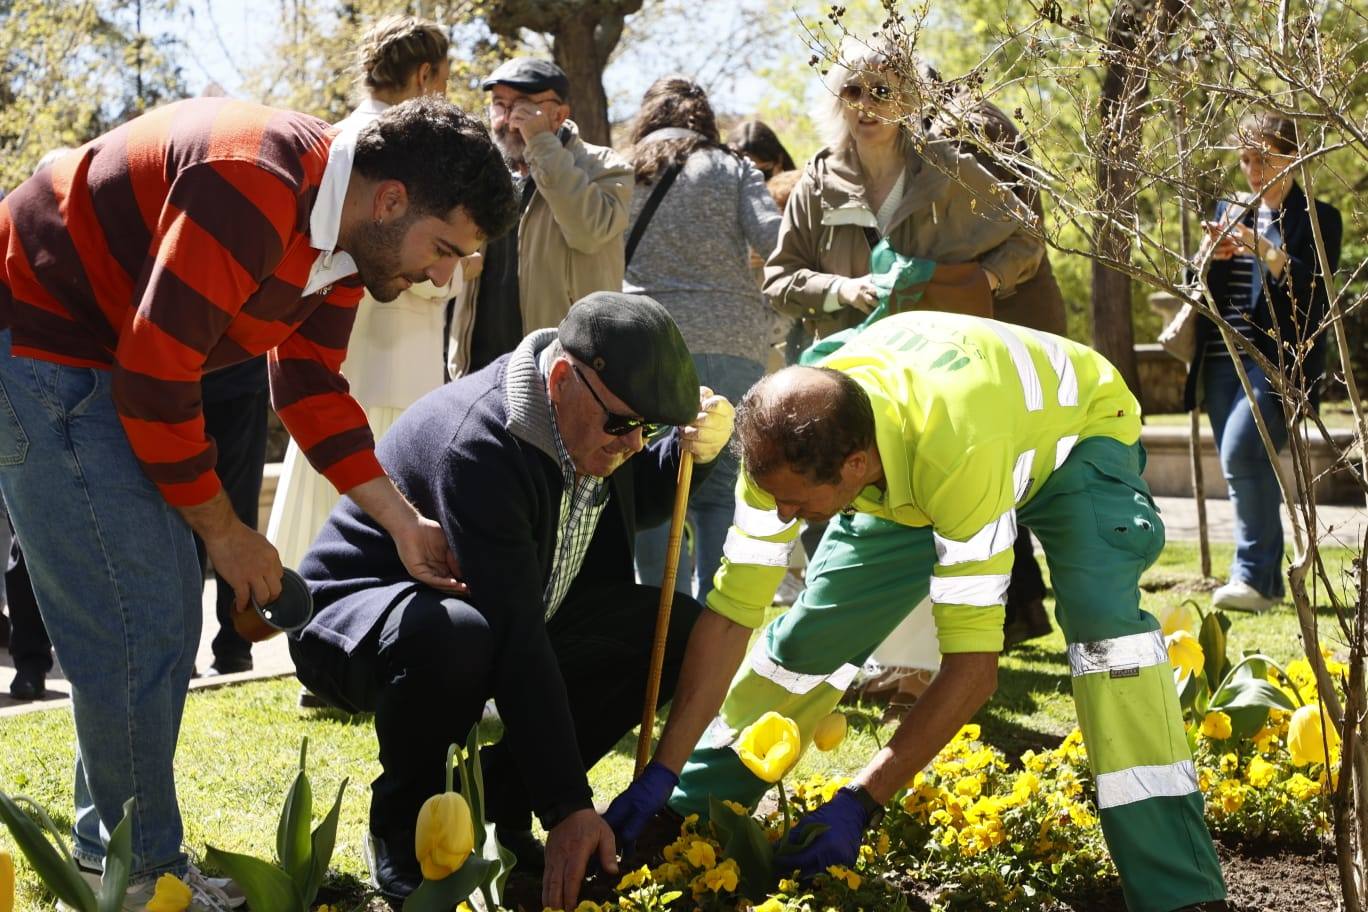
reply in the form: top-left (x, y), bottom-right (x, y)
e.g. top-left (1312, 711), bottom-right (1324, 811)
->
top-left (669, 640), bottom-right (858, 816)
top-left (1071, 631), bottom-right (1225, 912)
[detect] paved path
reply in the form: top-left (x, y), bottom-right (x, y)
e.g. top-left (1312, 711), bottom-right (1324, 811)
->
top-left (1, 496), bottom-right (1363, 719)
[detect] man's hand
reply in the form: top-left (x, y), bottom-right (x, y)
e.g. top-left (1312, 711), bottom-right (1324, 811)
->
top-left (836, 275), bottom-right (881, 313)
top-left (543, 809), bottom-right (617, 910)
top-left (392, 514), bottom-right (467, 595)
top-left (680, 387), bottom-right (734, 464)
top-left (509, 98), bottom-right (556, 142)
top-left (179, 491), bottom-right (283, 612)
top-left (776, 788), bottom-right (869, 880)
top-left (602, 761), bottom-right (679, 850)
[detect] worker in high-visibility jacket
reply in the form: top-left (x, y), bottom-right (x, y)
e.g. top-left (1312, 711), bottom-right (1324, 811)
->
top-left (602, 311), bottom-right (1226, 912)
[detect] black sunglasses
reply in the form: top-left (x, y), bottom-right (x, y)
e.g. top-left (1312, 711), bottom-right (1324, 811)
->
top-left (572, 364), bottom-right (664, 437)
top-left (840, 82), bottom-right (895, 105)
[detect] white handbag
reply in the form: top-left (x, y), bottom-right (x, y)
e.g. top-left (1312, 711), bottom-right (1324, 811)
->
top-left (1158, 301), bottom-right (1198, 363)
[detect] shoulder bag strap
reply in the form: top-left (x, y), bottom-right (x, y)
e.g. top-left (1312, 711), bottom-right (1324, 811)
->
top-left (625, 162), bottom-right (684, 267)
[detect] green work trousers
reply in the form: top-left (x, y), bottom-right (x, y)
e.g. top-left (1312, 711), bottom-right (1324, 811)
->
top-left (670, 437), bottom-right (1225, 912)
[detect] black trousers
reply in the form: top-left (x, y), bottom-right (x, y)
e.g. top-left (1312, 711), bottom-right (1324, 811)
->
top-left (6, 542), bottom-right (52, 677)
top-left (193, 388), bottom-right (270, 666)
top-left (291, 580), bottom-right (701, 848)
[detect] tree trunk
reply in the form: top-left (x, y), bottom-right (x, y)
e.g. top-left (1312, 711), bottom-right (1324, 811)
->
top-left (552, 17), bottom-right (612, 146)
top-left (1091, 0), bottom-right (1186, 393)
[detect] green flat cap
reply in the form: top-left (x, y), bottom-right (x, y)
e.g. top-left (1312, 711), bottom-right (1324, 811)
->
top-left (558, 291), bottom-right (698, 426)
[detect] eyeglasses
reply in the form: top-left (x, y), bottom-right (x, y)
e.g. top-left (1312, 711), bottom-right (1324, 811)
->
top-left (840, 82), bottom-right (896, 105)
top-left (571, 364), bottom-right (664, 437)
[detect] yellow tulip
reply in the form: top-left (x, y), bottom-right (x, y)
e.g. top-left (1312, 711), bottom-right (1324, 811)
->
top-left (1288, 702), bottom-right (1340, 767)
top-left (735, 712), bottom-right (801, 783)
top-left (1166, 630), bottom-right (1205, 680)
top-left (812, 712), bottom-right (848, 752)
top-left (0, 850), bottom-right (13, 912)
top-left (145, 874), bottom-right (192, 912)
top-left (1155, 601), bottom-right (1197, 637)
top-left (1200, 711), bottom-right (1232, 740)
top-left (415, 791), bottom-right (475, 881)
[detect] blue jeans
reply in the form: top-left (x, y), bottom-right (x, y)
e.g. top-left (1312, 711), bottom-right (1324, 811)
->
top-left (1202, 356), bottom-right (1289, 598)
top-left (636, 354), bottom-right (765, 602)
top-left (0, 332), bottom-right (201, 879)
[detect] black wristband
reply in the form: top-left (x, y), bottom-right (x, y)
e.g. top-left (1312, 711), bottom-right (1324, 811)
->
top-left (839, 782), bottom-right (885, 830)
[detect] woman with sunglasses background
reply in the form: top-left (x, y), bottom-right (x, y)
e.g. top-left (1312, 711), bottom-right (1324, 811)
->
top-left (623, 76), bottom-right (783, 603)
top-left (762, 35), bottom-right (1046, 708)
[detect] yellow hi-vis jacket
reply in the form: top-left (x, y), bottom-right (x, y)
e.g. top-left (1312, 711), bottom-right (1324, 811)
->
top-left (708, 312), bottom-right (1142, 653)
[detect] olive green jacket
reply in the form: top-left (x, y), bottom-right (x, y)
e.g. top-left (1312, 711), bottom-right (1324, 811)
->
top-left (763, 137), bottom-right (1044, 340)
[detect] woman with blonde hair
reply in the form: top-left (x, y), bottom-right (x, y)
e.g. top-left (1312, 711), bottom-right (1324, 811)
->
top-left (268, 16), bottom-right (467, 573)
top-left (765, 37), bottom-right (1046, 706)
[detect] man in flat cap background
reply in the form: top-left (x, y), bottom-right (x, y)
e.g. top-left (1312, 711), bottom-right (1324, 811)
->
top-left (445, 57), bottom-right (634, 379)
top-left (291, 292), bottom-right (735, 910)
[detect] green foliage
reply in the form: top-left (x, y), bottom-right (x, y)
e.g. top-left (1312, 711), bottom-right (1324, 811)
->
top-left (0, 793), bottom-right (135, 912)
top-left (0, 0), bottom-right (185, 190)
top-left (204, 736), bottom-right (348, 912)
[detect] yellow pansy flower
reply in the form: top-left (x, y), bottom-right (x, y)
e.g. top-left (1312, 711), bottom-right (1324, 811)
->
top-left (826, 864), bottom-right (861, 889)
top-left (617, 865), bottom-right (652, 891)
top-left (1200, 711), bottom-right (1232, 740)
top-left (753, 899), bottom-right (786, 912)
top-left (684, 839), bottom-right (716, 869)
top-left (1247, 755), bottom-right (1276, 788)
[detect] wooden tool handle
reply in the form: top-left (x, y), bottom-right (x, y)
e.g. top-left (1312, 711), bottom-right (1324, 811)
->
top-left (635, 450), bottom-right (694, 776)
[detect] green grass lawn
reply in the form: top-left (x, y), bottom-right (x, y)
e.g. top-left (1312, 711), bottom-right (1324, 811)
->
top-left (0, 542), bottom-right (1357, 909)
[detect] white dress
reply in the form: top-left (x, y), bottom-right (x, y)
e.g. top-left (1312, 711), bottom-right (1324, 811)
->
top-left (266, 99), bottom-right (461, 569)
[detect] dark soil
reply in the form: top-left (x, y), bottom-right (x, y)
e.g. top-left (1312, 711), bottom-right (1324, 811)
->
top-left (341, 839), bottom-right (1339, 911)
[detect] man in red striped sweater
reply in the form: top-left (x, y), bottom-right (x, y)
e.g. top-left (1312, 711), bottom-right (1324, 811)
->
top-left (0, 94), bottom-right (515, 909)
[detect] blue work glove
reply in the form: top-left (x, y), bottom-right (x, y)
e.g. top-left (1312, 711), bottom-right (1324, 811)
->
top-left (602, 761), bottom-right (679, 849)
top-left (777, 788), bottom-right (869, 879)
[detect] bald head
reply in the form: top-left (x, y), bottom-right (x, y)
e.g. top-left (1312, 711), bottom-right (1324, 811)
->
top-left (735, 366), bottom-right (875, 484)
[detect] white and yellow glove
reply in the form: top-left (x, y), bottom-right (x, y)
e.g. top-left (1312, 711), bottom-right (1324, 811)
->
top-left (680, 386), bottom-right (735, 464)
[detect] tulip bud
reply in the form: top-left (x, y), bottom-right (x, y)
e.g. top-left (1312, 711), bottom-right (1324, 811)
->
top-left (0, 850), bottom-right (13, 912)
top-left (1288, 702), bottom-right (1339, 767)
top-left (145, 874), bottom-right (192, 912)
top-left (415, 791), bottom-right (475, 880)
top-left (1166, 630), bottom-right (1204, 681)
top-left (1155, 601), bottom-right (1197, 637)
top-left (812, 713), bottom-right (848, 752)
top-left (735, 711), bottom-right (802, 783)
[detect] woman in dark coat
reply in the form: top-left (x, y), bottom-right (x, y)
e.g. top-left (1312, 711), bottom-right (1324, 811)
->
top-left (1185, 111), bottom-right (1342, 613)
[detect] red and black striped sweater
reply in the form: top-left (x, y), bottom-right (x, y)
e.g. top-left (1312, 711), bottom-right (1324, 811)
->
top-left (0, 97), bottom-right (383, 506)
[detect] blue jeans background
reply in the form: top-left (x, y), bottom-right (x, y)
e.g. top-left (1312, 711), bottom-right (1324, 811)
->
top-left (636, 354), bottom-right (765, 601)
top-left (1202, 356), bottom-right (1289, 598)
top-left (0, 332), bottom-right (201, 879)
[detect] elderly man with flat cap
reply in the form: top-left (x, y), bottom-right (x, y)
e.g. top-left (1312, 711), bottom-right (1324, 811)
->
top-left (291, 291), bottom-right (735, 909)
top-left (445, 57), bottom-right (634, 379)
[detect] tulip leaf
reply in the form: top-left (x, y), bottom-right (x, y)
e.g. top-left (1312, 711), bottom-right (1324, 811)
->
top-left (401, 857), bottom-right (492, 912)
top-left (96, 799), bottom-right (135, 912)
top-left (204, 845), bottom-right (302, 912)
top-left (1198, 611), bottom-right (1231, 690)
top-left (461, 726), bottom-right (487, 848)
top-left (1209, 678), bottom-right (1296, 740)
top-left (303, 778), bottom-right (348, 905)
top-left (277, 739), bottom-right (314, 892)
top-left (480, 822), bottom-right (516, 905)
top-left (0, 791), bottom-right (97, 912)
top-left (707, 797), bottom-right (773, 901)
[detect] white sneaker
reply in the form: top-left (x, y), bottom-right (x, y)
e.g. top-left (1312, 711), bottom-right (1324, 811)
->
top-left (69, 862), bottom-right (243, 911)
top-left (1212, 580), bottom-right (1278, 613)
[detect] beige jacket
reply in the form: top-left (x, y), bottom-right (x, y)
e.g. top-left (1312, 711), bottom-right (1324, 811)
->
top-left (763, 137), bottom-right (1044, 339)
top-left (447, 120), bottom-right (632, 378)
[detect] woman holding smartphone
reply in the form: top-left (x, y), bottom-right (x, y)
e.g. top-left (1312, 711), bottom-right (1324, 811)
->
top-left (1184, 111), bottom-right (1342, 613)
